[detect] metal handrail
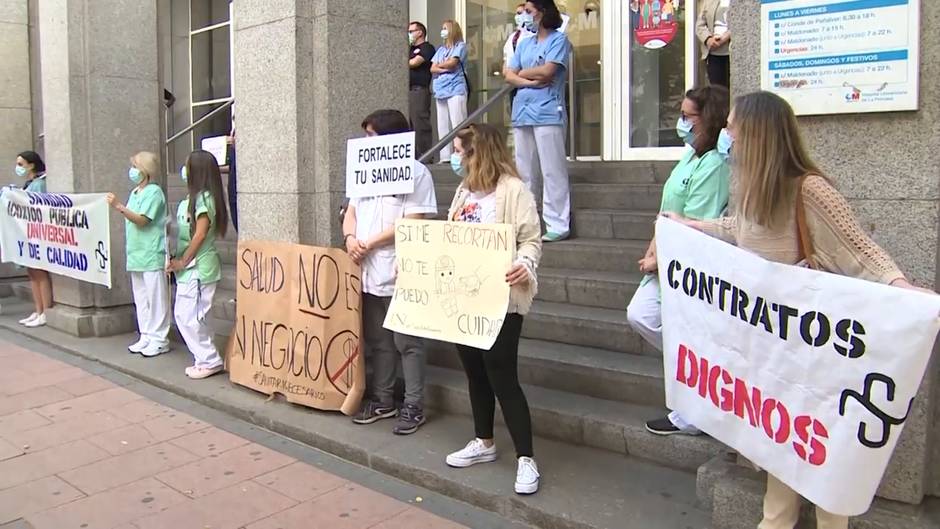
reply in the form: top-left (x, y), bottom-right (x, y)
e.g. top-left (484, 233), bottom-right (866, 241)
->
top-left (165, 98), bottom-right (234, 146)
top-left (417, 83), bottom-right (514, 164)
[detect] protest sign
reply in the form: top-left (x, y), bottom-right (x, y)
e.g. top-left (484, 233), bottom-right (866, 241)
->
top-left (0, 188), bottom-right (112, 288)
top-left (656, 217), bottom-right (940, 516)
top-left (345, 131), bottom-right (416, 199)
top-left (200, 135), bottom-right (228, 166)
top-left (384, 219), bottom-right (514, 350)
top-left (226, 240), bottom-right (365, 415)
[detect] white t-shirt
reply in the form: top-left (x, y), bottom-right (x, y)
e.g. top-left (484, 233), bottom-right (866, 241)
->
top-left (454, 191), bottom-right (497, 224)
top-left (350, 162), bottom-right (438, 296)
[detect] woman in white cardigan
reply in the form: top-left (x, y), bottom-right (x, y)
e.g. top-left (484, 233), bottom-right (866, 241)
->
top-left (442, 123), bottom-right (543, 496)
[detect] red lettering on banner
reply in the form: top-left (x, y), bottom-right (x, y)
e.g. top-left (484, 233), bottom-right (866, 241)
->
top-left (673, 343), bottom-right (829, 466)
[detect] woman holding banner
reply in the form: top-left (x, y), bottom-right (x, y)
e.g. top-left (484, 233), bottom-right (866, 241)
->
top-left (628, 84), bottom-right (731, 437)
top-left (665, 91), bottom-right (933, 529)
top-left (167, 150), bottom-right (229, 380)
top-left (15, 151), bottom-right (53, 328)
top-left (107, 151), bottom-right (170, 358)
top-left (444, 123), bottom-right (543, 495)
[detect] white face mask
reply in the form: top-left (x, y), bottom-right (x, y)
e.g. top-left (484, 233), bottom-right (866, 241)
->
top-left (440, 28), bottom-right (449, 40)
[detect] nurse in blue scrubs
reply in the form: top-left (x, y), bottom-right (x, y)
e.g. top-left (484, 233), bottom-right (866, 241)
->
top-left (504, 0), bottom-right (572, 242)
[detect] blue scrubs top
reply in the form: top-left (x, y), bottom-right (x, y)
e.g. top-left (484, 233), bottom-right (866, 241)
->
top-left (431, 42), bottom-right (468, 100)
top-left (509, 30), bottom-right (571, 127)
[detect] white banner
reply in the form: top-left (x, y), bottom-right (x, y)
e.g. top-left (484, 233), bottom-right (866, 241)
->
top-left (345, 131), bottom-right (416, 199)
top-left (656, 217), bottom-right (940, 516)
top-left (0, 188), bottom-right (112, 288)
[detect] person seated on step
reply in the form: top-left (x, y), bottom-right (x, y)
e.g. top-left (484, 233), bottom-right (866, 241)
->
top-left (624, 84), bottom-right (732, 436)
top-left (107, 151), bottom-right (171, 358)
top-left (344, 109), bottom-right (438, 435)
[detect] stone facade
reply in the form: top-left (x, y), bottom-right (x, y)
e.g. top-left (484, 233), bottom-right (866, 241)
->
top-left (731, 0), bottom-right (940, 506)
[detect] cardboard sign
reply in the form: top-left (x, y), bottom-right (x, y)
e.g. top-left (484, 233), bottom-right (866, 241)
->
top-left (226, 240), bottom-right (365, 415)
top-left (0, 188), bottom-right (112, 288)
top-left (201, 136), bottom-right (228, 166)
top-left (384, 219), bottom-right (514, 350)
top-left (656, 217), bottom-right (940, 516)
top-left (345, 131), bottom-right (416, 198)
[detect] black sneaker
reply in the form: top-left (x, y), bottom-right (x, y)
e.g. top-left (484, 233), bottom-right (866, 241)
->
top-left (352, 401), bottom-right (398, 425)
top-left (645, 417), bottom-right (682, 435)
top-left (392, 404), bottom-right (426, 435)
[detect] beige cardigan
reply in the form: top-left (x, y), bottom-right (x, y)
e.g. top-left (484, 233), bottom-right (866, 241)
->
top-left (447, 175), bottom-right (542, 315)
top-left (702, 175), bottom-right (905, 285)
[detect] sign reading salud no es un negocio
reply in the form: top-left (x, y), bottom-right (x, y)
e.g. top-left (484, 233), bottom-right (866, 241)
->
top-left (345, 131), bottom-right (416, 198)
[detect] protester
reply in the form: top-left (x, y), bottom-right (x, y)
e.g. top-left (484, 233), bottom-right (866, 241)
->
top-left (343, 109), bottom-right (437, 434)
top-left (696, 0), bottom-right (732, 88)
top-left (167, 150), bottom-right (228, 379)
top-left (409, 21), bottom-right (436, 161)
top-left (665, 90), bottom-right (933, 529)
top-left (443, 123), bottom-right (542, 495)
top-left (106, 152), bottom-right (171, 357)
top-left (503, 4), bottom-right (530, 111)
top-left (14, 151), bottom-right (53, 328)
top-left (430, 19), bottom-right (469, 162)
top-left (504, 0), bottom-right (572, 242)
top-left (628, 85), bottom-right (731, 436)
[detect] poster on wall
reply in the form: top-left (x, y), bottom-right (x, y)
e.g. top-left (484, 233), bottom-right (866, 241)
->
top-left (760, 0), bottom-right (920, 116)
top-left (631, 0), bottom-right (681, 49)
top-left (0, 188), bottom-right (112, 288)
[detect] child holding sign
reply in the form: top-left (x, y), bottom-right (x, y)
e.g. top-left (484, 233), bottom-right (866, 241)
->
top-left (107, 151), bottom-right (171, 357)
top-left (167, 150), bottom-right (229, 379)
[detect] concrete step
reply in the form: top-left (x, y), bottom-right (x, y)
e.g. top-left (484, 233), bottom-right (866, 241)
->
top-left (538, 267), bottom-right (641, 311)
top-left (571, 183), bottom-right (663, 211)
top-left (541, 238), bottom-right (647, 273)
top-left (428, 160), bottom-right (674, 186)
top-left (697, 456), bottom-right (940, 529)
top-left (425, 364), bottom-right (723, 473)
top-left (524, 300), bottom-right (658, 356)
top-left (427, 338), bottom-right (666, 407)
top-left (572, 209), bottom-right (656, 241)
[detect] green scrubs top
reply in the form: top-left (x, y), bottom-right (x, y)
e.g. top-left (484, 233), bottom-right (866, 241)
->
top-left (125, 183), bottom-right (167, 272)
top-left (175, 192), bottom-right (221, 284)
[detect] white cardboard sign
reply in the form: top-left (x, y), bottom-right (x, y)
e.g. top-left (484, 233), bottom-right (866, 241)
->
top-left (345, 131), bottom-right (416, 199)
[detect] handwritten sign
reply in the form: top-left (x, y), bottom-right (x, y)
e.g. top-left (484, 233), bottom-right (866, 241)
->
top-left (226, 240), bottom-right (365, 415)
top-left (345, 131), bottom-right (416, 198)
top-left (201, 135), bottom-right (229, 166)
top-left (0, 188), bottom-right (112, 288)
top-left (384, 219), bottom-right (514, 349)
top-left (656, 218), bottom-right (940, 516)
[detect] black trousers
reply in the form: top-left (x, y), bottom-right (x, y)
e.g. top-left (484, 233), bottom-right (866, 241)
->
top-left (706, 54), bottom-right (730, 88)
top-left (408, 86), bottom-right (433, 162)
top-left (456, 314), bottom-right (533, 458)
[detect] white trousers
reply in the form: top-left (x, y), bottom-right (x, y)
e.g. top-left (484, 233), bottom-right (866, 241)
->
top-left (174, 280), bottom-right (222, 369)
top-left (130, 271), bottom-right (171, 347)
top-left (436, 95), bottom-right (468, 160)
top-left (514, 125), bottom-right (571, 235)
top-left (760, 474), bottom-right (848, 529)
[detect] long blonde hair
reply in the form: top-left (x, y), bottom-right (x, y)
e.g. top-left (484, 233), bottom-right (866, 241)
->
top-left (456, 124), bottom-right (520, 193)
top-left (442, 19), bottom-right (464, 47)
top-left (732, 91), bottom-right (823, 230)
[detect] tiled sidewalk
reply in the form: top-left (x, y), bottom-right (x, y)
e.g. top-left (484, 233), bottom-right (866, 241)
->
top-left (0, 339), bottom-right (466, 529)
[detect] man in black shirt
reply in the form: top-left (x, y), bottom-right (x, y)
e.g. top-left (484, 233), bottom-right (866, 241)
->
top-left (408, 21), bottom-right (435, 162)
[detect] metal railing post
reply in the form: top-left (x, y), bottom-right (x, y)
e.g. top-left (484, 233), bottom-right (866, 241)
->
top-left (418, 84), bottom-right (515, 164)
top-left (568, 51), bottom-right (577, 160)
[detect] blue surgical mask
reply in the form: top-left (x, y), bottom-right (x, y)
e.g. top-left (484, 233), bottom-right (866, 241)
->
top-left (717, 128), bottom-right (734, 163)
top-left (514, 13), bottom-right (526, 28)
top-left (518, 12), bottom-right (535, 32)
top-left (180, 165), bottom-right (188, 182)
top-left (450, 153), bottom-right (465, 176)
top-left (14, 165), bottom-right (27, 178)
top-left (440, 29), bottom-right (449, 40)
top-left (676, 117), bottom-right (694, 145)
top-left (129, 167), bottom-right (144, 184)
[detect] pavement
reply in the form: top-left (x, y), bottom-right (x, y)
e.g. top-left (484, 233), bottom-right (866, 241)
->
top-left (0, 326), bottom-right (530, 529)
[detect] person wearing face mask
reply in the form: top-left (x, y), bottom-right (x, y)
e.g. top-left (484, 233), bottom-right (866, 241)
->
top-left (13, 151), bottom-right (53, 328)
top-left (343, 110), bottom-right (437, 434)
top-left (409, 21), bottom-right (436, 161)
top-left (430, 20), bottom-right (469, 162)
top-left (106, 152), bottom-right (171, 358)
top-left (504, 0), bottom-right (572, 242)
top-left (623, 85), bottom-right (732, 436)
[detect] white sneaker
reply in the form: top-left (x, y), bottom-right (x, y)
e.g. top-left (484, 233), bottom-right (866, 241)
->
top-left (140, 342), bottom-right (170, 358)
top-left (24, 313), bottom-right (46, 328)
top-left (18, 312), bottom-right (38, 325)
top-left (514, 456), bottom-right (540, 495)
top-left (128, 337), bottom-right (149, 354)
top-left (445, 438), bottom-right (498, 468)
